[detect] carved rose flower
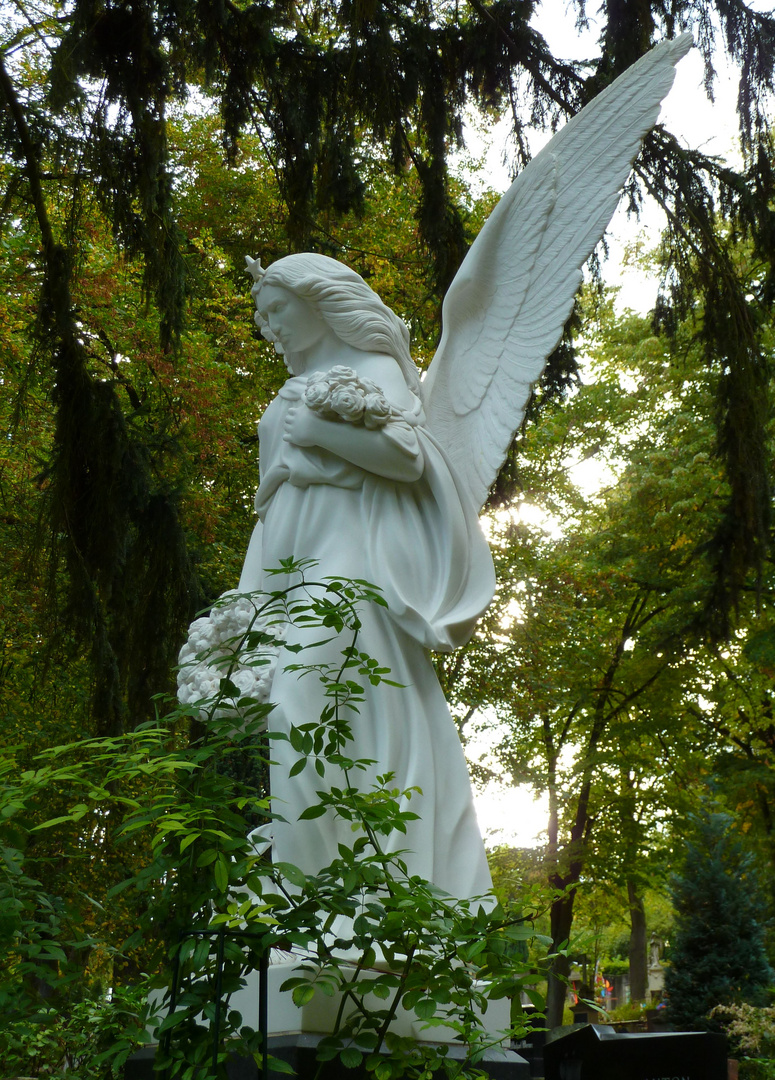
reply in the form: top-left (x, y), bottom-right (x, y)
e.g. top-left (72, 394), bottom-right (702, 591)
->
top-left (183, 617), bottom-right (215, 655)
top-left (177, 596), bottom-right (286, 720)
top-left (362, 392), bottom-right (393, 429)
top-left (305, 369), bottom-right (329, 388)
top-left (327, 365), bottom-right (359, 384)
top-left (228, 668), bottom-right (257, 698)
top-left (330, 385), bottom-right (366, 421)
top-left (303, 378), bottom-right (331, 410)
top-left (301, 367), bottom-right (395, 427)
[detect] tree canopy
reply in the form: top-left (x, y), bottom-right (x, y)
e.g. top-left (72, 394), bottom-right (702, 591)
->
top-left (2, 0), bottom-right (774, 731)
top-left (441, 280), bottom-right (775, 1023)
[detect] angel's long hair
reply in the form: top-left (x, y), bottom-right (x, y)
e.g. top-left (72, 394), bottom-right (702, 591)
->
top-left (253, 254), bottom-right (421, 395)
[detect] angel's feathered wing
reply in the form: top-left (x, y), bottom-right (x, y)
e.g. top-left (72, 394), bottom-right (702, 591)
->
top-left (422, 34), bottom-right (692, 514)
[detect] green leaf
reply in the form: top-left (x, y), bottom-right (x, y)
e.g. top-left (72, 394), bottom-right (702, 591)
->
top-left (340, 1047), bottom-right (363, 1069)
top-left (39, 945), bottom-right (68, 962)
top-left (33, 814), bottom-right (77, 830)
top-left (291, 983), bottom-right (316, 1007)
top-left (298, 804), bottom-right (327, 820)
top-left (266, 1055), bottom-right (296, 1074)
top-left (315, 1041), bottom-right (342, 1062)
top-left (414, 998), bottom-right (437, 1020)
top-left (524, 987), bottom-right (545, 1010)
top-left (273, 862), bottom-right (307, 888)
top-left (214, 855), bottom-right (229, 892)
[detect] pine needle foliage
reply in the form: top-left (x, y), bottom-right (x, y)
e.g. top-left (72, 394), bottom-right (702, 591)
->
top-left (665, 807), bottom-right (774, 1031)
top-left (1, 45), bottom-right (201, 735)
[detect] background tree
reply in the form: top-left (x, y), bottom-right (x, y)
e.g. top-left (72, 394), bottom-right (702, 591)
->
top-left (688, 605), bottom-right (775, 921)
top-left (443, 284), bottom-right (774, 1025)
top-left (665, 807), bottom-right (774, 1030)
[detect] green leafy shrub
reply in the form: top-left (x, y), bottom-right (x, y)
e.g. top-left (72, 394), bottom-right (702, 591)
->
top-left (1, 569), bottom-right (552, 1078)
top-left (606, 999), bottom-right (648, 1023)
top-left (738, 1061), bottom-right (775, 1080)
top-left (710, 1002), bottom-right (775, 1059)
top-left (0, 985), bottom-right (150, 1079)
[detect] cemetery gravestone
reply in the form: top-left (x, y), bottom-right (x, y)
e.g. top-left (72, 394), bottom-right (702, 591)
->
top-left (543, 1023), bottom-right (727, 1080)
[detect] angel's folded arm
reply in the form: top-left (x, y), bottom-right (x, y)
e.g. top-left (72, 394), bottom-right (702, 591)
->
top-left (284, 404), bottom-right (423, 483)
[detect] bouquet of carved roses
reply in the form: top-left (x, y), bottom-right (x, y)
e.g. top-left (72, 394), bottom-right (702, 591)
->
top-left (303, 366), bottom-right (396, 429)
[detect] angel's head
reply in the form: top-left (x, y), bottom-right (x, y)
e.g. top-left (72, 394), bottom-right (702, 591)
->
top-left (248, 253), bottom-right (420, 392)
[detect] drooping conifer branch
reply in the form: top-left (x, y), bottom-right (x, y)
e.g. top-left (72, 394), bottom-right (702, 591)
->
top-left (1, 43), bottom-right (201, 736)
top-left (0, 51), bottom-right (56, 256)
top-left (631, 128), bottom-right (773, 637)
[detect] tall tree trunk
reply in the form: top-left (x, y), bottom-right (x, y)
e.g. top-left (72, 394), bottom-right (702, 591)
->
top-left (546, 889), bottom-right (575, 1028)
top-left (544, 742), bottom-right (572, 1030)
top-left (627, 877), bottom-right (648, 1001)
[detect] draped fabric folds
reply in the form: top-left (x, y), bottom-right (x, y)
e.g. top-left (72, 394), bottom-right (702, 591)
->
top-left (239, 375), bottom-right (495, 899)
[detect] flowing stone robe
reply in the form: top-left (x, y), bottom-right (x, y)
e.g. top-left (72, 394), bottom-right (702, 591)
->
top-left (239, 372), bottom-right (495, 899)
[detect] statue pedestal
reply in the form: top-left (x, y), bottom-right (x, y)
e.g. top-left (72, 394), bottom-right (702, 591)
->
top-left (230, 957), bottom-right (530, 1078)
top-left (230, 955), bottom-right (515, 1042)
top-left (127, 954), bottom-right (531, 1078)
top-left (127, 1038), bottom-right (530, 1079)
top-left (267, 1032), bottom-right (530, 1078)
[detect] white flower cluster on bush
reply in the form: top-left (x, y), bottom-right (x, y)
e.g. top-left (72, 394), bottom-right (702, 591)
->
top-left (303, 365), bottom-right (394, 428)
top-left (176, 590), bottom-right (285, 720)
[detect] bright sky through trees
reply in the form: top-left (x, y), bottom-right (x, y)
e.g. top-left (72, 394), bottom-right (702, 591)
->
top-left (472, 724), bottom-right (550, 848)
top-left (466, 5), bottom-right (769, 846)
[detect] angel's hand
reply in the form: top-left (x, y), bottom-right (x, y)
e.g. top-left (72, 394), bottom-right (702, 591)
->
top-left (284, 403), bottom-right (423, 482)
top-left (283, 404), bottom-right (322, 448)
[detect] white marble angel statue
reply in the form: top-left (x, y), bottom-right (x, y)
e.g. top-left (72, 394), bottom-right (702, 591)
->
top-left (178, 34), bottom-right (692, 901)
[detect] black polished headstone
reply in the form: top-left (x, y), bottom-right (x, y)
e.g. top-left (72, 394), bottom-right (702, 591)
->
top-left (510, 1006), bottom-right (546, 1078)
top-left (543, 1023), bottom-right (727, 1080)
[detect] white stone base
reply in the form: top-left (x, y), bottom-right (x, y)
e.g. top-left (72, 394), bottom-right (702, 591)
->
top-left (228, 954), bottom-right (512, 1043)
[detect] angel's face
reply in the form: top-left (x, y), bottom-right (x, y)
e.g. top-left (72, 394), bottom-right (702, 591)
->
top-left (255, 283), bottom-right (329, 360)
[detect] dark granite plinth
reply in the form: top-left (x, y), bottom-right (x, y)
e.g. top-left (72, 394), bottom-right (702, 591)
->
top-left (510, 1031), bottom-right (545, 1077)
top-left (543, 1023), bottom-right (727, 1080)
top-left (125, 1034), bottom-right (530, 1079)
top-left (124, 1045), bottom-right (258, 1080)
top-left (269, 1033), bottom-right (529, 1079)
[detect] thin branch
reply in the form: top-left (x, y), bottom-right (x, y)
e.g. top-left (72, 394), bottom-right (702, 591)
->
top-left (0, 48), bottom-right (55, 254)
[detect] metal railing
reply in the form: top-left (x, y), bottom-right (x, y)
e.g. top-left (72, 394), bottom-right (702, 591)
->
top-left (161, 927), bottom-right (271, 1079)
